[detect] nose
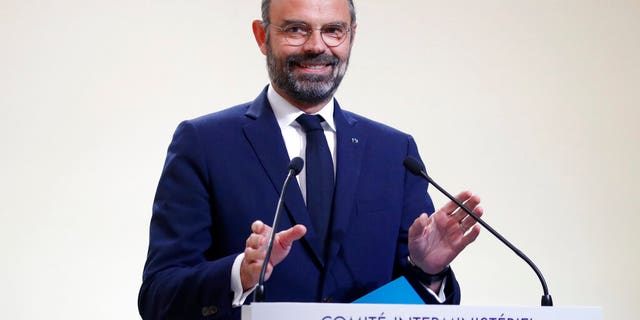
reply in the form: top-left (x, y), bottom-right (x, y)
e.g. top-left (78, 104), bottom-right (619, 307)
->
top-left (302, 29), bottom-right (327, 53)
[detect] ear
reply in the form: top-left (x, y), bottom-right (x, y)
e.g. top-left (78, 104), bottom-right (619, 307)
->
top-left (349, 23), bottom-right (357, 47)
top-left (252, 20), bottom-right (268, 55)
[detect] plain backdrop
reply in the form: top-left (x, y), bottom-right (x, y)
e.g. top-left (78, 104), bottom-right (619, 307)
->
top-left (1, 1), bottom-right (639, 319)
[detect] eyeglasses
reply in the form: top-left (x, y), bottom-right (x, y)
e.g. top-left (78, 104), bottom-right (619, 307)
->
top-left (267, 22), bottom-right (351, 47)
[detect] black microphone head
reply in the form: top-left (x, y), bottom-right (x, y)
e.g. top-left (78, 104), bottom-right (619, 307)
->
top-left (289, 157), bottom-right (304, 175)
top-left (403, 156), bottom-right (425, 176)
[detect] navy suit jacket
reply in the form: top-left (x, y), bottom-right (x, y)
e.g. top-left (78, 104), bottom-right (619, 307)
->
top-left (139, 87), bottom-right (461, 319)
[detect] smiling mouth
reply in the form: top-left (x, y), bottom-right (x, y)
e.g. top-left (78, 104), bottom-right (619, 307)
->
top-left (295, 62), bottom-right (333, 72)
top-left (288, 54), bottom-right (338, 73)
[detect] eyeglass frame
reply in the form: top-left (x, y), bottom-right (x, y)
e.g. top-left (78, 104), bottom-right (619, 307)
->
top-left (265, 22), bottom-right (353, 47)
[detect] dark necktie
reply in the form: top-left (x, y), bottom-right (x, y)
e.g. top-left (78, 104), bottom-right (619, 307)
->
top-left (296, 114), bottom-right (335, 255)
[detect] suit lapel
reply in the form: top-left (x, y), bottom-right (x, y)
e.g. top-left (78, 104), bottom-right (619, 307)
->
top-left (327, 101), bottom-right (366, 261)
top-left (242, 88), bottom-right (325, 266)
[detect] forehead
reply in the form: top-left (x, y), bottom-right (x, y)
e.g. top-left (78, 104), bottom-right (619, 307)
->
top-left (269, 0), bottom-right (351, 24)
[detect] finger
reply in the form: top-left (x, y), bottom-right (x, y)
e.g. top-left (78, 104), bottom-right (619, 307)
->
top-left (449, 207), bottom-right (465, 223)
top-left (251, 220), bottom-right (264, 235)
top-left (243, 248), bottom-right (262, 265)
top-left (245, 231), bottom-right (268, 249)
top-left (460, 195), bottom-right (481, 215)
top-left (439, 191), bottom-right (473, 216)
top-left (460, 206), bottom-right (483, 232)
top-left (408, 213), bottom-right (429, 238)
top-left (276, 224), bottom-right (307, 249)
top-left (460, 225), bottom-right (481, 247)
top-left (414, 213), bottom-right (429, 228)
top-left (243, 246), bottom-right (272, 271)
top-left (251, 220), bottom-right (271, 235)
top-left (450, 194), bottom-right (480, 221)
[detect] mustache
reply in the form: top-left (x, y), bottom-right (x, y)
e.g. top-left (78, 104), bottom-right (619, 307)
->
top-left (286, 53), bottom-right (339, 66)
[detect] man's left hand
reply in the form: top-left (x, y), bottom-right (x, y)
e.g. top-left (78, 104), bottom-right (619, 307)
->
top-left (408, 190), bottom-right (483, 276)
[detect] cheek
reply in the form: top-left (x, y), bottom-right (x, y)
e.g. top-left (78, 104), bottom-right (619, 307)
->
top-left (269, 38), bottom-right (301, 56)
top-left (331, 46), bottom-right (351, 62)
top-left (271, 47), bottom-right (298, 63)
top-left (285, 45), bottom-right (310, 58)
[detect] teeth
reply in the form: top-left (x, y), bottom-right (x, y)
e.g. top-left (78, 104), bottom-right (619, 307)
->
top-left (300, 64), bottom-right (327, 69)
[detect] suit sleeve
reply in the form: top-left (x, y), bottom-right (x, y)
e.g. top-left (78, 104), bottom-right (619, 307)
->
top-left (397, 135), bottom-right (462, 304)
top-left (138, 121), bottom-right (239, 320)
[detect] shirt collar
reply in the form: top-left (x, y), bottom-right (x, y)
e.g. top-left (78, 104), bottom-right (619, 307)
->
top-left (267, 85), bottom-right (336, 132)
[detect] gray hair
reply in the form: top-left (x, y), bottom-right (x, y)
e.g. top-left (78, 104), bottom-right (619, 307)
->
top-left (261, 0), bottom-right (356, 25)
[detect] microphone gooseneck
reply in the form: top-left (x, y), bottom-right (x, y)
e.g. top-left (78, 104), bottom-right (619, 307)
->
top-left (403, 156), bottom-right (553, 306)
top-left (254, 157), bottom-right (304, 302)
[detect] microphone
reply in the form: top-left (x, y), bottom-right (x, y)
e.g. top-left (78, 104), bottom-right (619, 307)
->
top-left (403, 156), bottom-right (553, 306)
top-left (253, 157), bottom-right (304, 302)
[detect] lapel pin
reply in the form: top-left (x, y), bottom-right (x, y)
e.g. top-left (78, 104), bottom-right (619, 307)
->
top-left (351, 137), bottom-right (359, 144)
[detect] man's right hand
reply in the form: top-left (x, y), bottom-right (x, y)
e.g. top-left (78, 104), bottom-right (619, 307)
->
top-left (240, 220), bottom-right (307, 291)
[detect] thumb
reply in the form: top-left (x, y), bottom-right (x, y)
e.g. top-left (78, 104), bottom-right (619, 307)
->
top-left (409, 213), bottom-right (429, 239)
top-left (276, 224), bottom-right (307, 248)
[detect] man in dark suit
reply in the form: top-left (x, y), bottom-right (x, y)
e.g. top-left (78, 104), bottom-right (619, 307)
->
top-left (139, 0), bottom-right (484, 319)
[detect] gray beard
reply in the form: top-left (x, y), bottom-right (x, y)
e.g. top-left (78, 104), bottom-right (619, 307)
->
top-left (266, 47), bottom-right (348, 106)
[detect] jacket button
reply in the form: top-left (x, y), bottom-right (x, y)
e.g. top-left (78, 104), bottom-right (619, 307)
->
top-left (321, 297), bottom-right (333, 303)
top-left (201, 305), bottom-right (218, 316)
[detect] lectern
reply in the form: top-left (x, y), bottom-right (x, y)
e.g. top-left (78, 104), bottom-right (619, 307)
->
top-left (243, 303), bottom-right (602, 320)
top-left (244, 276), bottom-right (601, 320)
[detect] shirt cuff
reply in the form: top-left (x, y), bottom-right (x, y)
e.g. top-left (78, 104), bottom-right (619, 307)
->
top-left (423, 276), bottom-right (447, 303)
top-left (231, 253), bottom-right (257, 307)
top-left (407, 256), bottom-right (448, 303)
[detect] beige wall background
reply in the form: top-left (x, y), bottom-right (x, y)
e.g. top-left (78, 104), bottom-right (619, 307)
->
top-left (1, 1), bottom-right (638, 319)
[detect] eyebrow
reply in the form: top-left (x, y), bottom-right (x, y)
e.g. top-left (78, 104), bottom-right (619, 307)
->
top-left (279, 19), bottom-right (349, 27)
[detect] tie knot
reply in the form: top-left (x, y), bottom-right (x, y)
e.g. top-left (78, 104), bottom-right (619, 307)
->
top-left (296, 114), bottom-right (325, 132)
